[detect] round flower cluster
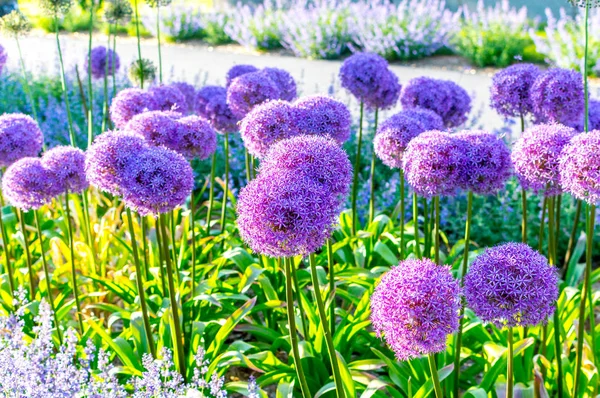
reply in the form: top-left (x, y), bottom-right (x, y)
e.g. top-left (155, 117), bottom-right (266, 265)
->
top-left (0, 114), bottom-right (44, 167)
top-left (204, 95), bottom-right (239, 133)
top-left (103, 0), bottom-right (133, 25)
top-left (261, 67), bottom-right (297, 102)
top-left (128, 58), bottom-right (156, 87)
top-left (110, 88), bottom-right (159, 128)
top-left (293, 95), bottom-right (352, 144)
top-left (490, 63), bottom-right (540, 119)
top-left (149, 84), bottom-right (187, 113)
top-left (2, 158), bottom-right (57, 210)
top-left (400, 107), bottom-right (445, 131)
top-left (196, 86), bottom-right (227, 116)
top-left (370, 259), bottom-right (460, 360)
top-left (85, 46), bottom-right (120, 79)
top-left (227, 71), bottom-right (282, 118)
top-left (464, 243), bottom-right (558, 328)
top-left (41, 146), bottom-right (88, 194)
top-left (559, 130), bottom-right (600, 205)
top-left (511, 123), bottom-right (577, 196)
top-left (530, 68), bottom-right (584, 126)
top-left (226, 64), bottom-right (258, 87)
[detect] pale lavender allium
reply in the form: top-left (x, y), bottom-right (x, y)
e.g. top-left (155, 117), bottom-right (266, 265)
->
top-left (85, 46), bottom-right (120, 79)
top-left (110, 88), bottom-right (159, 128)
top-left (226, 64), bottom-right (259, 87)
top-left (2, 157), bottom-right (57, 210)
top-left (531, 68), bottom-right (584, 126)
top-left (559, 130), bottom-right (600, 205)
top-left (42, 146), bottom-right (89, 194)
top-left (227, 71), bottom-right (281, 118)
top-left (293, 95), bottom-right (352, 144)
top-left (261, 67), bottom-right (297, 102)
top-left (0, 113), bottom-right (44, 167)
top-left (490, 63), bottom-right (540, 118)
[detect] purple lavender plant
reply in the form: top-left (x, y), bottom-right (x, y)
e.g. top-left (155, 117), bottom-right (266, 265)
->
top-left (42, 146), bottom-right (89, 194)
top-left (110, 88), bottom-right (159, 129)
top-left (261, 67), bottom-right (297, 102)
top-left (2, 157), bottom-right (58, 210)
top-left (226, 64), bottom-right (259, 87)
top-left (530, 68), bottom-right (585, 126)
top-left (490, 63), bottom-right (541, 119)
top-left (227, 71), bottom-right (281, 118)
top-left (0, 114), bottom-right (43, 167)
top-left (559, 130), bottom-right (600, 205)
top-left (293, 95), bottom-right (352, 144)
top-left (85, 46), bottom-right (120, 79)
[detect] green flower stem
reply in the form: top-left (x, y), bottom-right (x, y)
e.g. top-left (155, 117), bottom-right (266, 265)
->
top-left (428, 353), bottom-right (443, 398)
top-left (206, 152), bottom-right (217, 237)
top-left (190, 190), bottom-right (197, 298)
top-left (156, 4), bottom-right (163, 83)
top-left (292, 260), bottom-right (309, 339)
top-left (155, 217), bottom-right (167, 294)
top-left (327, 239), bottom-right (335, 335)
top-left (112, 22), bottom-right (118, 98)
top-left (133, 0), bottom-right (144, 89)
top-left (54, 15), bottom-right (76, 147)
top-left (399, 169), bottom-right (405, 259)
top-left (351, 102), bottom-right (364, 236)
top-left (64, 192), bottom-right (84, 334)
top-left (584, 1), bottom-right (590, 133)
top-left (521, 189), bottom-right (527, 244)
top-left (538, 197), bottom-right (547, 252)
top-left (368, 108), bottom-right (379, 225)
top-left (563, 200), bottom-right (582, 276)
top-left (434, 196), bottom-right (440, 264)
top-left (423, 198), bottom-right (430, 257)
top-left (86, 0), bottom-right (94, 148)
top-left (141, 217), bottom-right (150, 281)
top-left (101, 29), bottom-right (111, 133)
top-left (0, 203), bottom-right (14, 297)
top-left (548, 196), bottom-right (564, 398)
top-left (413, 192), bottom-right (421, 259)
top-left (15, 36), bottom-right (39, 125)
top-left (245, 147), bottom-right (252, 184)
top-left (220, 132), bottom-right (230, 241)
top-left (79, 191), bottom-right (97, 276)
top-left (507, 327), bottom-right (514, 398)
top-left (17, 208), bottom-right (35, 301)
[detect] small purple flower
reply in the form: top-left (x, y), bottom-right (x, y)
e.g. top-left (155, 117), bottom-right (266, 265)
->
top-left (531, 68), bottom-right (584, 126)
top-left (293, 95), bottom-right (352, 144)
top-left (370, 259), bottom-right (460, 361)
top-left (559, 130), bottom-right (600, 205)
top-left (374, 112), bottom-right (428, 169)
top-left (261, 67), bottom-right (297, 102)
top-left (511, 123), bottom-right (577, 196)
top-left (2, 158), bottom-right (57, 210)
top-left (226, 64), bottom-right (259, 87)
top-left (0, 114), bottom-right (44, 167)
top-left (42, 146), bottom-right (89, 194)
top-left (227, 71), bottom-right (281, 118)
top-left (85, 46), bottom-right (120, 79)
top-left (339, 52), bottom-right (391, 107)
top-left (169, 81), bottom-right (196, 114)
top-left (110, 88), bottom-right (159, 129)
top-left (149, 84), bottom-right (188, 113)
top-left (204, 94), bottom-right (240, 133)
top-left (490, 63), bottom-right (540, 118)
top-left (464, 243), bottom-right (558, 328)
top-left (195, 85), bottom-right (227, 117)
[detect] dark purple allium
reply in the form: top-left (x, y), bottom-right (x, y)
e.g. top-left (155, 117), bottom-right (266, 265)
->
top-left (261, 67), bottom-right (297, 102)
top-left (85, 130), bottom-right (148, 195)
top-left (2, 158), bottom-right (57, 210)
top-left (511, 123), bottom-right (577, 196)
top-left (85, 46), bottom-right (120, 79)
top-left (402, 131), bottom-right (467, 197)
top-left (236, 170), bottom-right (340, 258)
top-left (227, 71), bottom-right (281, 118)
top-left (531, 68), bottom-right (584, 126)
top-left (42, 146), bottom-right (88, 194)
top-left (559, 130), bottom-right (600, 205)
top-left (490, 63), bottom-right (540, 118)
top-left (374, 112), bottom-right (428, 169)
top-left (226, 64), bottom-right (259, 87)
top-left (453, 130), bottom-right (512, 195)
top-left (174, 115), bottom-right (218, 160)
top-left (240, 100), bottom-right (298, 158)
top-left (339, 52), bottom-right (390, 105)
top-left (464, 243), bottom-right (558, 328)
top-left (401, 107), bottom-right (445, 131)
top-left (293, 95), bottom-right (352, 144)
top-left (149, 84), bottom-right (187, 113)
top-left (204, 94), bottom-right (240, 133)
top-left (259, 135), bottom-right (352, 197)
top-left (195, 85), bottom-right (226, 117)
top-left (368, 69), bottom-right (401, 110)
top-left (120, 146), bottom-right (194, 216)
top-left (125, 110), bottom-right (181, 148)
top-left (169, 81), bottom-right (196, 114)
top-left (110, 88), bottom-right (159, 129)
top-left (370, 259), bottom-right (460, 361)
top-left (0, 114), bottom-right (43, 167)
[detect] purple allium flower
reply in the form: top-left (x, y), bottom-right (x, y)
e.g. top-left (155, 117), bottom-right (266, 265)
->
top-left (175, 115), bottom-right (218, 161)
top-left (85, 46), bottom-right (120, 79)
top-left (240, 100), bottom-right (298, 158)
top-left (400, 77), bottom-right (472, 128)
top-left (464, 242), bottom-right (559, 328)
top-left (204, 94), bottom-right (240, 133)
top-left (530, 68), bottom-right (584, 126)
top-left (511, 123), bottom-right (577, 196)
top-left (195, 85), bottom-right (227, 117)
top-left (293, 95), bottom-right (352, 144)
top-left (0, 114), bottom-right (43, 167)
top-left (559, 130), bottom-right (600, 205)
top-left (85, 131), bottom-right (148, 195)
top-left (374, 112), bottom-right (427, 169)
top-left (259, 135), bottom-right (352, 197)
top-left (121, 146), bottom-right (194, 216)
top-left (236, 170), bottom-right (340, 257)
top-left (227, 71), bottom-right (281, 118)
top-left (490, 63), bottom-right (540, 118)
top-left (400, 107), bottom-right (445, 131)
top-left (570, 99), bottom-right (600, 132)
top-left (169, 81), bottom-right (196, 114)
top-left (42, 146), bottom-right (88, 194)
top-left (261, 67), bottom-right (297, 102)
top-left (339, 52), bottom-right (390, 106)
top-left (453, 130), bottom-right (512, 195)
top-left (369, 69), bottom-right (401, 110)
top-left (149, 84), bottom-right (187, 113)
top-left (370, 259), bottom-right (460, 361)
top-left (2, 158), bottom-right (57, 210)
top-left (125, 110), bottom-right (181, 145)
top-left (110, 88), bottom-right (159, 129)
top-left (226, 64), bottom-right (259, 87)
top-left (0, 44), bottom-right (7, 75)
top-left (402, 130), bottom-right (467, 197)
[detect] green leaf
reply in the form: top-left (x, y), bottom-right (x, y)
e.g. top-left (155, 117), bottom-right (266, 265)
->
top-left (86, 318), bottom-right (143, 373)
top-left (480, 337), bottom-right (535, 391)
top-left (374, 241), bottom-right (397, 265)
top-left (206, 297), bottom-right (257, 362)
top-left (413, 363), bottom-right (454, 398)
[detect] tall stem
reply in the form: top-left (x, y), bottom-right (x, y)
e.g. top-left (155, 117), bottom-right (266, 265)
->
top-left (0, 204), bottom-right (14, 296)
top-left (399, 169), bottom-right (405, 259)
top-left (17, 209), bottom-right (35, 301)
top-left (521, 188), bottom-right (527, 244)
top-left (368, 108), bottom-right (379, 225)
top-left (64, 192), bottom-right (84, 333)
top-left (206, 152), bottom-right (217, 236)
top-left (156, 4), bottom-right (163, 83)
top-left (80, 192), bottom-right (97, 276)
top-left (190, 190), bottom-right (197, 298)
top-left (133, 0), bottom-right (144, 89)
top-left (548, 196), bottom-right (564, 398)
top-left (112, 22), bottom-right (118, 99)
top-left (563, 200), bottom-right (582, 274)
top-left (101, 31), bottom-right (111, 133)
top-left (292, 260), bottom-right (309, 339)
top-left (245, 148), bottom-right (252, 183)
top-left (506, 327), bottom-right (514, 398)
top-left (86, 0), bottom-right (94, 148)
top-left (413, 192), bottom-right (421, 259)
top-left (351, 102), bottom-right (364, 236)
top-left (327, 239), bottom-right (335, 335)
top-left (538, 197), bottom-right (548, 252)
top-left (55, 16), bottom-right (76, 147)
top-left (220, 132), bottom-right (230, 240)
top-left (428, 353), bottom-right (443, 398)
top-left (434, 196), bottom-right (440, 264)
top-left (15, 36), bottom-right (39, 124)
top-left (423, 198), bottom-right (430, 257)
top-left (584, 1), bottom-right (590, 133)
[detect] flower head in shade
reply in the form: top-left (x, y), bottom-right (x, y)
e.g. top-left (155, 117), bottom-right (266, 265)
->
top-left (125, 110), bottom-right (181, 147)
top-left (85, 46), bottom-right (120, 79)
top-left (227, 71), bottom-right (281, 118)
top-left (374, 112), bottom-right (428, 169)
top-left (453, 130), bottom-right (512, 195)
top-left (511, 123), bottom-right (577, 196)
top-left (110, 88), bottom-right (159, 128)
top-left (368, 69), bottom-right (401, 110)
top-left (339, 52), bottom-right (390, 104)
top-left (42, 146), bottom-right (88, 194)
top-left (85, 131), bottom-right (148, 195)
top-left (531, 68), bottom-right (584, 126)
top-left (559, 130), bottom-right (600, 205)
top-left (400, 107), bottom-right (445, 131)
top-left (174, 115), bottom-right (217, 160)
top-left (261, 67), bottom-right (297, 102)
top-left (370, 259), bottom-right (460, 361)
top-left (149, 84), bottom-right (187, 112)
top-left (490, 63), bottom-right (540, 118)
top-left (226, 64), bottom-right (259, 87)
top-left (236, 170), bottom-right (340, 257)
top-left (39, 0), bottom-right (72, 16)
top-left (103, 0), bottom-right (133, 25)
top-left (169, 82), bottom-right (196, 113)
top-left (0, 114), bottom-right (43, 167)
top-left (120, 146), bottom-right (193, 216)
top-left (195, 86), bottom-right (227, 117)
top-left (0, 10), bottom-right (32, 37)
top-left (204, 94), bottom-right (239, 133)
top-left (2, 158), bottom-right (57, 210)
top-left (464, 243), bottom-right (558, 328)
top-left (259, 135), bottom-right (352, 197)
top-left (128, 58), bottom-right (157, 87)
top-left (402, 131), bottom-right (467, 197)
top-left (240, 100), bottom-right (298, 158)
top-left (293, 95), bottom-right (351, 144)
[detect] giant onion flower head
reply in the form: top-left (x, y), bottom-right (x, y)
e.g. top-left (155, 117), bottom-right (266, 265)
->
top-left (339, 52), bottom-right (390, 104)
top-left (240, 100), bottom-right (298, 158)
top-left (0, 113), bottom-right (43, 167)
top-left (227, 71), bottom-right (281, 118)
top-left (490, 63), bottom-right (541, 118)
top-left (293, 95), bottom-right (352, 144)
top-left (374, 111), bottom-right (430, 169)
top-left (42, 146), bottom-right (88, 194)
top-left (370, 259), bottom-right (460, 361)
top-left (2, 158), bottom-right (58, 210)
top-left (559, 130), bottom-right (600, 205)
top-left (402, 131), bottom-right (467, 197)
top-left (125, 110), bottom-right (181, 149)
top-left (531, 68), bottom-right (584, 126)
top-left (259, 135), bottom-right (352, 198)
top-left (400, 107), bottom-right (445, 131)
top-left (149, 84), bottom-right (187, 113)
top-left (204, 94), bottom-right (239, 133)
top-left (226, 64), bottom-right (258, 87)
top-left (511, 123), bottom-right (577, 196)
top-left (110, 88), bottom-right (159, 129)
top-left (464, 243), bottom-right (558, 328)
top-left (128, 58), bottom-right (157, 87)
top-left (103, 0), bottom-right (133, 25)
top-left (0, 10), bottom-right (31, 37)
top-left (236, 170), bottom-right (340, 258)
top-left (260, 67), bottom-right (297, 102)
top-left (195, 86), bottom-right (227, 118)
top-left (85, 46), bottom-right (120, 79)
top-left (39, 0), bottom-right (72, 16)
top-left (169, 82), bottom-right (196, 114)
top-left (368, 69), bottom-right (401, 110)
top-left (120, 146), bottom-right (193, 216)
top-left (174, 115), bottom-right (218, 161)
top-left (453, 130), bottom-right (512, 195)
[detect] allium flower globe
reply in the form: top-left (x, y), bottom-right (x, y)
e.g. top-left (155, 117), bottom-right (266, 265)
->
top-left (368, 69), bottom-right (401, 110)
top-left (110, 88), bottom-right (159, 128)
top-left (339, 52), bottom-right (391, 106)
top-left (511, 123), bottom-right (577, 196)
top-left (226, 64), bottom-right (258, 87)
top-left (204, 95), bottom-right (239, 133)
top-left (261, 67), bottom-right (297, 102)
top-left (293, 95), bottom-right (352, 144)
top-left (531, 68), bottom-right (584, 126)
top-left (559, 130), bottom-right (600, 205)
top-left (464, 243), bottom-right (558, 328)
top-left (169, 82), bottom-right (196, 113)
top-left (128, 58), bottom-right (157, 87)
top-left (103, 0), bottom-right (133, 24)
top-left (0, 113), bottom-right (44, 167)
top-left (85, 46), bottom-right (120, 79)
top-left (195, 85), bottom-right (226, 117)
top-left (374, 111), bottom-right (429, 169)
top-left (42, 146), bottom-right (88, 194)
top-left (125, 110), bottom-right (181, 148)
top-left (490, 63), bottom-right (540, 118)
top-left (227, 71), bottom-right (281, 118)
top-left (401, 107), bottom-right (445, 131)
top-left (370, 259), bottom-right (460, 361)
top-left (175, 116), bottom-right (218, 160)
top-left (0, 10), bottom-right (32, 37)
top-left (149, 84), bottom-right (188, 112)
top-left (2, 158), bottom-right (57, 210)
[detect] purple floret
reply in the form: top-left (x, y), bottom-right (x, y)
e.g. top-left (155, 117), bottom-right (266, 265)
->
top-left (2, 157), bottom-right (57, 210)
top-left (85, 46), bottom-right (120, 79)
top-left (204, 94), bottom-right (240, 133)
top-left (374, 112), bottom-right (428, 169)
top-left (110, 88), bottom-right (159, 129)
top-left (531, 68), bottom-right (584, 126)
top-left (293, 95), bottom-right (352, 144)
top-left (42, 146), bottom-right (89, 194)
top-left (559, 130), bottom-right (600, 205)
top-left (261, 67), bottom-right (297, 102)
top-left (195, 85), bottom-right (227, 117)
top-left (490, 63), bottom-right (540, 119)
top-left (226, 64), bottom-right (259, 87)
top-left (227, 71), bottom-right (281, 118)
top-left (0, 114), bottom-right (44, 167)
top-left (149, 84), bottom-right (188, 113)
